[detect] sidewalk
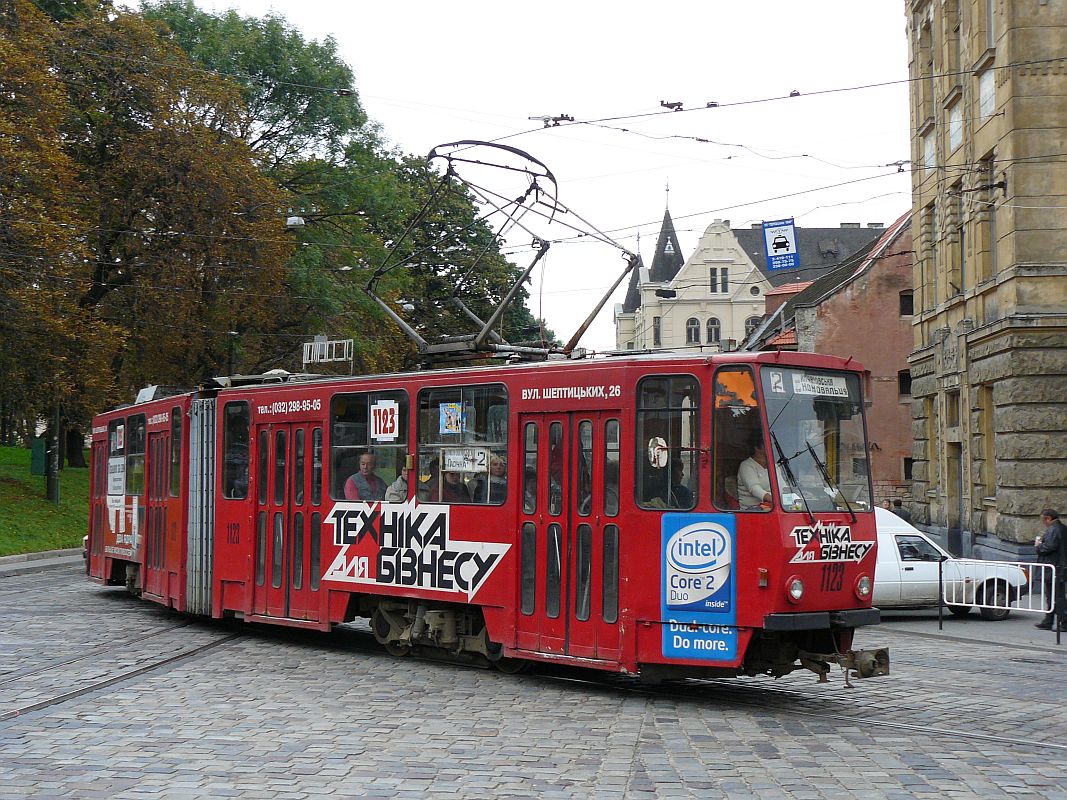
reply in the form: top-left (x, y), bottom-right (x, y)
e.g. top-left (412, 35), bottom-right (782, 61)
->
top-left (878, 606), bottom-right (1066, 651)
top-left (0, 548), bottom-right (84, 578)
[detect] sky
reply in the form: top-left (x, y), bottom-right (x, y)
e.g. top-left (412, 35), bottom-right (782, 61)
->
top-left (197, 0), bottom-right (914, 351)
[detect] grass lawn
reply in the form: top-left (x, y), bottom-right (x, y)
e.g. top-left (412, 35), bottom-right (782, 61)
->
top-left (0, 446), bottom-right (89, 556)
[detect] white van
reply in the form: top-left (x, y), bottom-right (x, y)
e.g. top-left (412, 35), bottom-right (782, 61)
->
top-left (873, 507), bottom-right (1028, 620)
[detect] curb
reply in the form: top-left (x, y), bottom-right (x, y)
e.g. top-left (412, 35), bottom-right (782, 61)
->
top-left (0, 548), bottom-right (82, 565)
top-left (0, 550), bottom-right (84, 579)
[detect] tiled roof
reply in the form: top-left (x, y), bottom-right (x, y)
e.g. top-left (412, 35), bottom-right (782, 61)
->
top-left (743, 212), bottom-right (912, 350)
top-left (765, 281), bottom-right (812, 296)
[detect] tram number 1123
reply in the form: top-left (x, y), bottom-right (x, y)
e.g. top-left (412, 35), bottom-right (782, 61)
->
top-left (821, 562), bottom-right (845, 592)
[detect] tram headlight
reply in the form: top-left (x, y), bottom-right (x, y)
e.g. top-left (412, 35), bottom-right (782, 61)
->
top-left (855, 575), bottom-right (872, 599)
top-left (786, 576), bottom-right (804, 603)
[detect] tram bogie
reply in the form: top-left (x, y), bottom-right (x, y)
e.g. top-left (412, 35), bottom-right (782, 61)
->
top-left (86, 352), bottom-right (889, 686)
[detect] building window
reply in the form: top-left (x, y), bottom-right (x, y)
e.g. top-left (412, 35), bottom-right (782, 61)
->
top-left (664, 241), bottom-right (674, 254)
top-left (750, 285), bottom-right (760, 296)
top-left (956, 187), bottom-right (966, 292)
top-left (899, 290), bottom-right (914, 316)
top-left (923, 130), bottom-right (935, 171)
top-left (948, 101), bottom-right (962, 152)
top-left (852, 458), bottom-right (868, 478)
top-left (709, 266), bottom-right (728, 293)
top-left (984, 0), bottom-right (996, 49)
top-left (626, 342), bottom-right (634, 350)
top-left (979, 386), bottom-right (995, 498)
top-left (898, 370), bottom-right (912, 398)
top-left (945, 391), bottom-right (961, 428)
top-left (979, 70), bottom-right (995, 120)
top-left (706, 317), bottom-right (721, 344)
top-left (921, 203), bottom-right (936, 310)
top-left (652, 316), bottom-right (661, 346)
top-left (744, 316), bottom-right (761, 337)
top-left (982, 155), bottom-right (998, 278)
top-left (685, 317), bottom-right (700, 344)
top-left (903, 458), bottom-right (914, 481)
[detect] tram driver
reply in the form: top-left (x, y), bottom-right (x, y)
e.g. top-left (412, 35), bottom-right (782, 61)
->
top-left (736, 432), bottom-right (772, 509)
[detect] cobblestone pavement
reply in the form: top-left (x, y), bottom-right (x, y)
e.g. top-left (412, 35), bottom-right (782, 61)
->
top-left (2, 565), bottom-right (1067, 799)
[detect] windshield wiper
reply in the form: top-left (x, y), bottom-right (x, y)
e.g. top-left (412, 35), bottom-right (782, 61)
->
top-left (806, 442), bottom-right (856, 523)
top-left (771, 431), bottom-right (814, 525)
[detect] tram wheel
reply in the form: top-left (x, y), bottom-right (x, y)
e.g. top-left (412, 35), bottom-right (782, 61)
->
top-left (383, 641), bottom-right (411, 657)
top-left (947, 604), bottom-right (971, 617)
top-left (492, 657), bottom-right (529, 674)
top-left (482, 629), bottom-right (528, 673)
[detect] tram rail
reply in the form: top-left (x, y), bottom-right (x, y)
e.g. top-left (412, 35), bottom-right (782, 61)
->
top-left (0, 633), bottom-right (239, 723)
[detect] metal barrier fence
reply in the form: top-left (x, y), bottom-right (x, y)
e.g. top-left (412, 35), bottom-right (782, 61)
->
top-left (937, 559), bottom-right (1059, 643)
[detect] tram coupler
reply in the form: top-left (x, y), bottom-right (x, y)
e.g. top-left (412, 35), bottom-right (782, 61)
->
top-left (798, 647), bottom-right (889, 687)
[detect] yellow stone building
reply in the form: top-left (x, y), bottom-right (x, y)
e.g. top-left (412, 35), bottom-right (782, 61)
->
top-left (906, 0), bottom-right (1067, 556)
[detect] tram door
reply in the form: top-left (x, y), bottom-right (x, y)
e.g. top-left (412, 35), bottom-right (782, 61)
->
top-left (253, 423), bottom-right (318, 620)
top-left (143, 430), bottom-right (169, 599)
top-left (516, 413), bottom-right (622, 660)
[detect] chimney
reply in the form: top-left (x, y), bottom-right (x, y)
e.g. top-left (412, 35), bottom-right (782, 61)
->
top-left (840, 222), bottom-right (861, 228)
top-left (751, 223), bottom-right (761, 229)
top-left (867, 222), bottom-right (884, 228)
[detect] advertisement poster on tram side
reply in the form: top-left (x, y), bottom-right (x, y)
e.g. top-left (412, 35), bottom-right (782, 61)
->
top-left (661, 513), bottom-right (738, 661)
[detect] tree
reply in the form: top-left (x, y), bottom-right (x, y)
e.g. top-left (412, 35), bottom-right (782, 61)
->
top-left (0, 0), bottom-right (121, 453)
top-left (50, 7), bottom-right (293, 391)
top-left (143, 1), bottom-right (552, 371)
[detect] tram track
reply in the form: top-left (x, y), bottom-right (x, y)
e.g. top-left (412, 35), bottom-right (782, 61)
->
top-left (0, 621), bottom-right (193, 687)
top-left (0, 632), bottom-right (240, 723)
top-left (538, 669), bottom-right (1067, 754)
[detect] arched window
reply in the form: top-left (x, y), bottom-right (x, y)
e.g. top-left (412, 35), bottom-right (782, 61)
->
top-left (745, 316), bottom-right (762, 336)
top-left (706, 318), bottom-right (721, 344)
top-left (685, 317), bottom-right (700, 344)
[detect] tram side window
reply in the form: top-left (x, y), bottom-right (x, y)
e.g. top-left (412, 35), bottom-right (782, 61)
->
top-left (170, 408), bottom-right (182, 497)
top-left (125, 414), bottom-right (146, 496)
top-left (222, 402), bottom-right (250, 499)
top-left (417, 385), bottom-right (508, 505)
top-left (107, 419), bottom-right (124, 496)
top-left (711, 366), bottom-right (765, 512)
top-left (330, 391), bottom-right (408, 501)
top-left (635, 376), bottom-right (698, 510)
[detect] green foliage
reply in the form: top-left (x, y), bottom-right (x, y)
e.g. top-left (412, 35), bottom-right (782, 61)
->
top-left (142, 0), bottom-right (369, 173)
top-left (0, 446), bottom-right (89, 555)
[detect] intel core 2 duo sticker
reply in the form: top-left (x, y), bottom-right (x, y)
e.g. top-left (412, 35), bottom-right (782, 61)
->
top-left (661, 514), bottom-right (738, 661)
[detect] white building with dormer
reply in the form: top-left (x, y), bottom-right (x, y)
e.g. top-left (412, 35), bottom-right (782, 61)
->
top-left (614, 212), bottom-right (885, 352)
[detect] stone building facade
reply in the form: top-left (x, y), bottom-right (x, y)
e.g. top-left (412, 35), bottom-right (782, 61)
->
top-left (905, 0), bottom-right (1067, 558)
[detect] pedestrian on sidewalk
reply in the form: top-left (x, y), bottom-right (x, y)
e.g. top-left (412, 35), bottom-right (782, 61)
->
top-left (1034, 508), bottom-right (1067, 630)
top-left (891, 499), bottom-right (912, 523)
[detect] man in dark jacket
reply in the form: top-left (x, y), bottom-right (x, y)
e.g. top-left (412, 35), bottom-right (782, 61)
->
top-left (891, 499), bottom-right (912, 524)
top-left (1035, 508), bottom-right (1067, 630)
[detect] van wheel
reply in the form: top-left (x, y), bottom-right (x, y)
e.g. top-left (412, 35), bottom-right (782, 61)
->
top-left (947, 604), bottom-right (971, 617)
top-left (978, 582), bottom-right (1010, 621)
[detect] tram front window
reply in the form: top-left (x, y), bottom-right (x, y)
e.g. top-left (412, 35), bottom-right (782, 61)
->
top-left (760, 367), bottom-right (871, 513)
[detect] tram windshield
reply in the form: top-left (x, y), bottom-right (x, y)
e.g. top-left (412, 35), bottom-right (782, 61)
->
top-left (760, 367), bottom-right (871, 513)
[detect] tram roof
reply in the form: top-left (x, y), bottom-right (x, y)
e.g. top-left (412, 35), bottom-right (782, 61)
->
top-left (206, 349), bottom-right (867, 394)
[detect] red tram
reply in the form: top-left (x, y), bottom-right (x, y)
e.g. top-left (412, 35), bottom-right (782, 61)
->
top-left (87, 352), bottom-right (889, 683)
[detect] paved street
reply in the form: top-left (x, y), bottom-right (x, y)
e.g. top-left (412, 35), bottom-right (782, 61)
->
top-left (2, 564), bottom-right (1067, 799)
